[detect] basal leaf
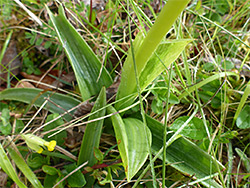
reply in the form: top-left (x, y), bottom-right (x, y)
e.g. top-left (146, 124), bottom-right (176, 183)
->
top-left (123, 118), bottom-right (151, 181)
top-left (0, 88), bottom-right (81, 121)
top-left (78, 87), bottom-right (106, 166)
top-left (107, 106), bottom-right (151, 181)
top-left (47, 5), bottom-right (112, 100)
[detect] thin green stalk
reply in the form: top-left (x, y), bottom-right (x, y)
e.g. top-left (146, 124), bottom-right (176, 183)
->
top-left (0, 30), bottom-right (13, 88)
top-left (127, 0), bottom-right (156, 186)
top-left (226, 142), bottom-right (233, 188)
top-left (162, 64), bottom-right (173, 187)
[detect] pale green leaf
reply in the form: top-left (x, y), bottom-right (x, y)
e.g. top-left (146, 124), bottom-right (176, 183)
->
top-left (116, 39), bottom-right (192, 110)
top-left (108, 106), bottom-right (151, 181)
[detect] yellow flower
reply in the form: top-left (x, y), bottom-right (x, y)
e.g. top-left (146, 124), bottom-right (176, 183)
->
top-left (21, 134), bottom-right (56, 153)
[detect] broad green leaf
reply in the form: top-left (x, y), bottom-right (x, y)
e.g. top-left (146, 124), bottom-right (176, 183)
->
top-left (64, 163), bottom-right (86, 187)
top-left (170, 116), bottom-right (207, 140)
top-left (0, 144), bottom-right (27, 188)
top-left (78, 87), bottom-right (106, 166)
top-left (236, 105), bottom-right (250, 129)
top-left (42, 165), bottom-right (59, 176)
top-left (7, 143), bottom-right (43, 188)
top-left (0, 88), bottom-right (81, 121)
top-left (47, 5), bottom-right (112, 100)
top-left (146, 115), bottom-right (224, 187)
top-left (108, 106), bottom-right (151, 181)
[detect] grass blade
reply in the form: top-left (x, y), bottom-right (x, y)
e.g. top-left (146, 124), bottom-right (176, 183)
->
top-left (233, 81), bottom-right (250, 126)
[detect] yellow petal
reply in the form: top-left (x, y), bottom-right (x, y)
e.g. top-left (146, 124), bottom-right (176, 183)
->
top-left (44, 140), bottom-right (56, 151)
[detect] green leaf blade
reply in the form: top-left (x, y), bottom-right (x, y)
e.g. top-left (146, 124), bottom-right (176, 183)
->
top-left (146, 115), bottom-right (224, 187)
top-left (0, 88), bottom-right (81, 121)
top-left (7, 144), bottom-right (43, 188)
top-left (47, 5), bottom-right (112, 100)
top-left (0, 144), bottom-right (27, 188)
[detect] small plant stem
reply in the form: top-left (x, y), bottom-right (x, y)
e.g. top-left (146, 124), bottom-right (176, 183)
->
top-left (127, 0), bottom-right (156, 186)
top-left (226, 142), bottom-right (233, 187)
top-left (162, 64), bottom-right (173, 187)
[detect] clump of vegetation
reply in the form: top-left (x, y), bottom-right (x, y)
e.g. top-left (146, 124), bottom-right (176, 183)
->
top-left (0, 0), bottom-right (250, 187)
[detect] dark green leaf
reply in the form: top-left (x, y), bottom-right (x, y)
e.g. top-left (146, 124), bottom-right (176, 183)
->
top-left (27, 154), bottom-right (47, 169)
top-left (78, 87), bottom-right (106, 166)
top-left (236, 105), bottom-right (250, 129)
top-left (43, 165), bottom-right (60, 176)
top-left (170, 116), bottom-right (207, 140)
top-left (64, 163), bottom-right (86, 187)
